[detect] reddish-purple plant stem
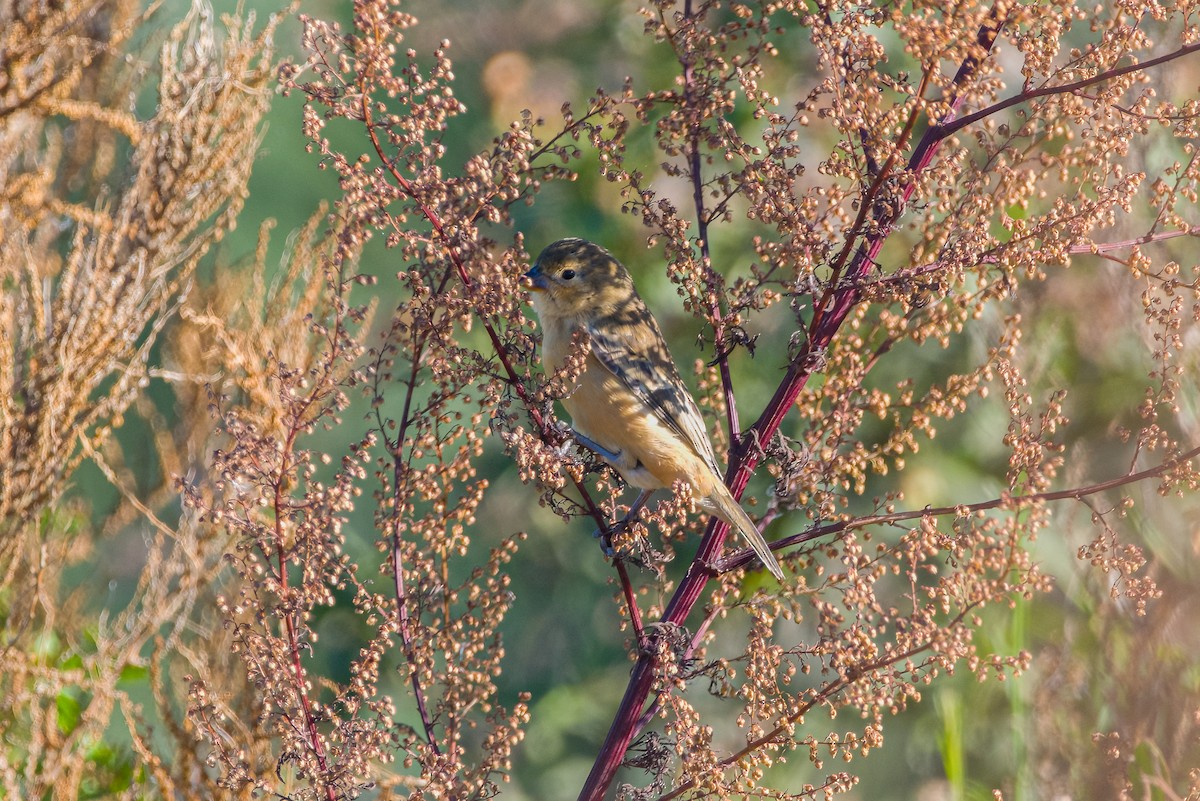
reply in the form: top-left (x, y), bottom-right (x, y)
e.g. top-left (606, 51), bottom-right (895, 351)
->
top-left (856, 223), bottom-right (1199, 292)
top-left (355, 46), bottom-right (652, 676)
top-left (362, 124), bottom-right (646, 668)
top-left (615, 559), bottom-right (647, 645)
top-left (935, 40), bottom-right (1200, 142)
top-left (1073, 226), bottom-right (1200, 255)
top-left (576, 7), bottom-right (1009, 799)
top-left (391, 533), bottom-right (440, 750)
top-left (631, 605), bottom-right (721, 736)
top-left (360, 92), bottom-right (611, 521)
top-left (700, 0), bottom-right (1008, 649)
top-left (362, 120), bottom-right (651, 649)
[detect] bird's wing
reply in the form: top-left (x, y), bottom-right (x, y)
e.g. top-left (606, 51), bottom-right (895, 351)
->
top-left (584, 309), bottom-right (725, 477)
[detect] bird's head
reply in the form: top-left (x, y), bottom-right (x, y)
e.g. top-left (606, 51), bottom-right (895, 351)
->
top-left (525, 238), bottom-right (635, 318)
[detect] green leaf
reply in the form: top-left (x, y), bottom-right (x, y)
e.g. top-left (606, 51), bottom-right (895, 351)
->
top-left (118, 663), bottom-right (149, 684)
top-left (56, 691), bottom-right (82, 735)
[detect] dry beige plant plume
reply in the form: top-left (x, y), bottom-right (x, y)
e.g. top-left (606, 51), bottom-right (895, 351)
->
top-left (0, 0), bottom-right (283, 797)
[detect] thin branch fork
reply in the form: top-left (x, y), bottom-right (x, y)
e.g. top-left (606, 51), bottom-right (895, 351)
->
top-left (358, 75), bottom-right (614, 525)
top-left (654, 600), bottom-right (984, 801)
top-left (847, 223), bottom-right (1200, 292)
top-left (717, 441), bottom-right (1200, 574)
top-left (271, 259), bottom-right (357, 801)
top-left (933, 40), bottom-right (1200, 141)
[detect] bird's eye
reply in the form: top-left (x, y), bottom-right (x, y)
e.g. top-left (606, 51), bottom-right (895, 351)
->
top-left (561, 269), bottom-right (576, 280)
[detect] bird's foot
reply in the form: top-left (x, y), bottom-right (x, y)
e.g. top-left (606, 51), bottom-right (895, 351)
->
top-left (571, 430), bottom-right (623, 464)
top-left (591, 514), bottom-right (637, 558)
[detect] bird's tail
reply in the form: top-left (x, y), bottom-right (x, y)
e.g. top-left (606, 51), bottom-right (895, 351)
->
top-left (704, 483), bottom-right (785, 581)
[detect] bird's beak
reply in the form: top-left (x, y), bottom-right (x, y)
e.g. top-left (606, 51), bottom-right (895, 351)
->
top-left (523, 265), bottom-right (549, 293)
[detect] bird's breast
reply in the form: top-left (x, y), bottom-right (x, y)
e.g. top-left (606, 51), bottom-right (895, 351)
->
top-left (557, 351), bottom-right (713, 494)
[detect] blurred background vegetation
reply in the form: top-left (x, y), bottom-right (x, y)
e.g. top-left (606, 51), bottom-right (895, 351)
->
top-left (36, 0), bottom-right (1200, 797)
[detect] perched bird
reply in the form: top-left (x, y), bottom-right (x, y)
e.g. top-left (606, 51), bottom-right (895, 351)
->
top-left (525, 238), bottom-right (785, 581)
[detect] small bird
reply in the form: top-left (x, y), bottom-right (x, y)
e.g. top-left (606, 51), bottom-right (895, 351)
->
top-left (525, 238), bottom-right (785, 581)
